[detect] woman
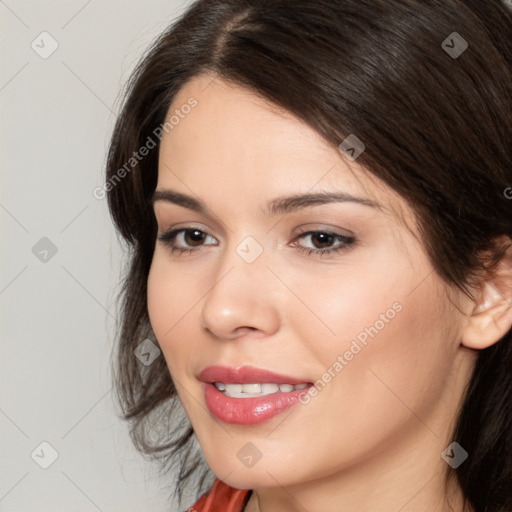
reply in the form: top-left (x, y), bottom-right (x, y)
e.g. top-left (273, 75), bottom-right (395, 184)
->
top-left (105, 1), bottom-right (512, 511)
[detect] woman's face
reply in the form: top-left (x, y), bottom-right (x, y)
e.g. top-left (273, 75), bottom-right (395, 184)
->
top-left (147, 73), bottom-right (474, 491)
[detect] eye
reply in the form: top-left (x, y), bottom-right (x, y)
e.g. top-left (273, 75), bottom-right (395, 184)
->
top-left (157, 227), bottom-right (217, 255)
top-left (293, 230), bottom-right (356, 257)
top-left (157, 227), bottom-right (356, 258)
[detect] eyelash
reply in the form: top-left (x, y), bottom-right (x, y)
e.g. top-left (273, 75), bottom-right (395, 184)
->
top-left (156, 227), bottom-right (356, 258)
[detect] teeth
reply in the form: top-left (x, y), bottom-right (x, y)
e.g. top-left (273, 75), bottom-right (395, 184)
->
top-left (214, 382), bottom-right (308, 398)
top-left (241, 383), bottom-right (261, 393)
top-left (261, 383), bottom-right (279, 394)
top-left (226, 383), bottom-right (242, 394)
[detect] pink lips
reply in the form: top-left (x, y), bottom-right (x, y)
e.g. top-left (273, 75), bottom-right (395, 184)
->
top-left (199, 365), bottom-right (311, 425)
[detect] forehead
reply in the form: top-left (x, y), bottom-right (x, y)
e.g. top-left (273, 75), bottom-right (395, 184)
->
top-left (157, 73), bottom-right (415, 232)
top-left (160, 74), bottom-right (340, 176)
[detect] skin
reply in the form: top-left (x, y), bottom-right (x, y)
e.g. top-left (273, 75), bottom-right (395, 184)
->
top-left (147, 73), bottom-right (512, 512)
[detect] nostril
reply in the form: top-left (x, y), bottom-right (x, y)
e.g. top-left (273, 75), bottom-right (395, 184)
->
top-left (235, 326), bottom-right (266, 337)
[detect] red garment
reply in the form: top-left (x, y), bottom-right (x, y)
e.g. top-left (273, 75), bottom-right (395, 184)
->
top-left (186, 479), bottom-right (252, 512)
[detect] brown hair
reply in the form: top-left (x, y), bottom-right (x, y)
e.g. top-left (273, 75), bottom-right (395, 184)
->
top-left (105, 0), bottom-right (512, 509)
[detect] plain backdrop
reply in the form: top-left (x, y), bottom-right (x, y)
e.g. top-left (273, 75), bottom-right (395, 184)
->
top-left (0, 1), bottom-right (196, 511)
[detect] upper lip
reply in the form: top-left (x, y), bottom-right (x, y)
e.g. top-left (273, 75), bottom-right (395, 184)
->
top-left (198, 365), bottom-right (311, 385)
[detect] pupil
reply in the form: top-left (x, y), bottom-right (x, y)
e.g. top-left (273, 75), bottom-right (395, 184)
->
top-left (313, 233), bottom-right (333, 248)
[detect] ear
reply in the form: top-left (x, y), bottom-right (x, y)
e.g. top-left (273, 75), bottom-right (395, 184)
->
top-left (462, 238), bottom-right (512, 350)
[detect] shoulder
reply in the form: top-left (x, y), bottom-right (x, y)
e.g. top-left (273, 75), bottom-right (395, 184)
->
top-left (185, 479), bottom-right (252, 512)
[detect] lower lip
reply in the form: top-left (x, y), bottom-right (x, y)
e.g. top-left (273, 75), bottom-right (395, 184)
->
top-left (204, 383), bottom-right (310, 425)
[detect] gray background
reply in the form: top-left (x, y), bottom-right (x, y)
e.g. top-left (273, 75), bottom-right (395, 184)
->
top-left (0, 1), bottom-right (193, 511)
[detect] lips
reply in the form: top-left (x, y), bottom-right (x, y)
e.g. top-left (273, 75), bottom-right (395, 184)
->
top-left (199, 365), bottom-right (309, 386)
top-left (198, 365), bottom-right (312, 425)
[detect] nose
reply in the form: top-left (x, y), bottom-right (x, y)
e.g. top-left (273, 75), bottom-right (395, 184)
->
top-left (199, 250), bottom-right (280, 340)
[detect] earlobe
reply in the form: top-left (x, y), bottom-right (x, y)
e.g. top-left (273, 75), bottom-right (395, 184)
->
top-left (462, 271), bottom-right (512, 350)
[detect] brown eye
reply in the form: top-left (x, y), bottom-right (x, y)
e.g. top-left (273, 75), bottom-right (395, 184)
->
top-left (157, 227), bottom-right (218, 255)
top-left (294, 230), bottom-right (356, 257)
top-left (183, 229), bottom-right (207, 246)
top-left (310, 232), bottom-right (336, 249)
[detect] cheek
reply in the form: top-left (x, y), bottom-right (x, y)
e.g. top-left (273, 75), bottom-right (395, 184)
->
top-left (324, 280), bottom-right (453, 420)
top-left (280, 256), bottom-right (408, 365)
top-left (287, 256), bottom-right (453, 411)
top-left (282, 239), bottom-right (413, 349)
top-left (147, 258), bottom-right (173, 340)
top-left (273, 278), bottom-right (455, 475)
top-left (147, 255), bottom-right (198, 367)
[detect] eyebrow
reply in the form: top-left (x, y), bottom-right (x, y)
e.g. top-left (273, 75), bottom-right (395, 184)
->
top-left (151, 189), bottom-right (382, 215)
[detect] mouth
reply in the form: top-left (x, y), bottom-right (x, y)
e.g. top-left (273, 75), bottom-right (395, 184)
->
top-left (198, 365), bottom-right (313, 425)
